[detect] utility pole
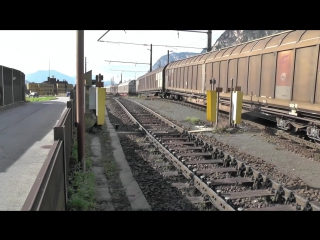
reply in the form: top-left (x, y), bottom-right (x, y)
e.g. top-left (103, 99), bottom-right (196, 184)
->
top-left (150, 44), bottom-right (152, 72)
top-left (167, 50), bottom-right (169, 65)
top-left (175, 30), bottom-right (213, 52)
top-left (207, 30), bottom-right (212, 52)
top-left (76, 30), bottom-right (85, 173)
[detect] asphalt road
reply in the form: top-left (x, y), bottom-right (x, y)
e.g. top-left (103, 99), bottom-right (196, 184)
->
top-left (0, 97), bottom-right (69, 210)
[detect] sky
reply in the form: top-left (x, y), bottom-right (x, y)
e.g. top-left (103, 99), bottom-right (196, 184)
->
top-left (0, 30), bottom-right (225, 83)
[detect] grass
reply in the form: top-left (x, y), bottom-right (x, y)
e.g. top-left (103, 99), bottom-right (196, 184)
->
top-left (100, 128), bottom-right (119, 179)
top-left (185, 116), bottom-right (201, 125)
top-left (26, 96), bottom-right (57, 102)
top-left (314, 152), bottom-right (320, 162)
top-left (67, 114), bottom-right (97, 211)
top-left (134, 136), bottom-right (145, 143)
top-left (212, 122), bottom-right (230, 134)
top-left (67, 162), bottom-right (96, 211)
top-left (85, 112), bottom-right (96, 129)
top-left (104, 159), bottom-right (118, 180)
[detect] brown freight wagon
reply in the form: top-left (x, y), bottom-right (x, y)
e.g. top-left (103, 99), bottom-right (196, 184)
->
top-left (137, 30), bottom-right (320, 141)
top-left (136, 67), bottom-right (166, 97)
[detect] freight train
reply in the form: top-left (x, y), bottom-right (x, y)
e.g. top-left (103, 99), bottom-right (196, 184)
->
top-left (136, 30), bottom-right (320, 141)
top-left (105, 84), bottom-right (119, 95)
top-left (105, 80), bottom-right (137, 96)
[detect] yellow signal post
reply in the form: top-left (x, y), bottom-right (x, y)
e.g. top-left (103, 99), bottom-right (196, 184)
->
top-left (231, 91), bottom-right (243, 125)
top-left (96, 87), bottom-right (106, 125)
top-left (206, 90), bottom-right (217, 122)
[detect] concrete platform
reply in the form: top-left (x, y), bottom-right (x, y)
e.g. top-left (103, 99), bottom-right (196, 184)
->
top-left (0, 98), bottom-right (68, 210)
top-left (105, 111), bottom-right (151, 211)
top-left (91, 137), bottom-right (115, 211)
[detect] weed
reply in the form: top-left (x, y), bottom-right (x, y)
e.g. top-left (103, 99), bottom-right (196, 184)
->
top-left (67, 113), bottom-right (97, 211)
top-left (85, 113), bottom-right (96, 129)
top-left (104, 160), bottom-right (118, 179)
top-left (135, 137), bottom-right (145, 143)
top-left (212, 121), bottom-right (230, 134)
top-left (185, 117), bottom-right (201, 125)
top-left (313, 153), bottom-right (320, 161)
top-left (67, 165), bottom-right (96, 211)
top-left (72, 138), bottom-right (78, 160)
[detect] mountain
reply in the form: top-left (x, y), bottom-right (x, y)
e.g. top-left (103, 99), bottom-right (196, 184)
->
top-left (26, 70), bottom-right (75, 84)
top-left (25, 80), bottom-right (30, 84)
top-left (151, 31), bottom-right (289, 72)
top-left (152, 52), bottom-right (201, 71)
top-left (212, 30), bottom-right (288, 51)
top-left (104, 80), bottom-right (112, 87)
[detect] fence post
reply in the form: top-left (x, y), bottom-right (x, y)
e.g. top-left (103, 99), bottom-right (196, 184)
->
top-left (54, 123), bottom-right (68, 208)
top-left (67, 100), bottom-right (73, 136)
top-left (70, 89), bottom-right (77, 127)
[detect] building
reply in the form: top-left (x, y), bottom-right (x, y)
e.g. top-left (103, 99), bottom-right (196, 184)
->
top-left (26, 76), bottom-right (74, 95)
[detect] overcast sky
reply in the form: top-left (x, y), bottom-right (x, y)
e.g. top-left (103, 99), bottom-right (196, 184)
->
top-left (0, 30), bottom-right (225, 83)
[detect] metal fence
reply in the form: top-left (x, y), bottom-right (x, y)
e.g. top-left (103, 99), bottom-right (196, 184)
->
top-left (21, 90), bottom-right (76, 211)
top-left (0, 65), bottom-right (26, 107)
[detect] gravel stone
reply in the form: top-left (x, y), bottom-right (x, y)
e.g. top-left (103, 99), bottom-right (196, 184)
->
top-left (131, 97), bottom-right (320, 201)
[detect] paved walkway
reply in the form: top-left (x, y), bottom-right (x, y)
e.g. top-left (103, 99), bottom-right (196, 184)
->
top-left (0, 98), bottom-right (68, 210)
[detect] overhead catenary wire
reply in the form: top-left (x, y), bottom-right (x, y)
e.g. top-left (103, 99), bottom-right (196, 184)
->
top-left (100, 40), bottom-right (204, 50)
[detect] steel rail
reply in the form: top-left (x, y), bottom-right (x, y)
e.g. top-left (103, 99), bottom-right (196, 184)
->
top-left (114, 98), bottom-right (320, 211)
top-left (115, 98), bottom-right (235, 211)
top-left (128, 98), bottom-right (320, 211)
top-left (152, 98), bottom-right (320, 151)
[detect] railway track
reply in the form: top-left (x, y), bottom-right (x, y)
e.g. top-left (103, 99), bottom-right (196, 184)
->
top-left (150, 97), bottom-right (320, 151)
top-left (115, 98), bottom-right (320, 211)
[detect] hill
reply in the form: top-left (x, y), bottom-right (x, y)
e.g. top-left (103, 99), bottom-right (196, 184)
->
top-left (152, 52), bottom-right (201, 71)
top-left (151, 30), bottom-right (288, 72)
top-left (26, 70), bottom-right (75, 84)
top-left (212, 30), bottom-right (287, 51)
top-left (104, 80), bottom-right (112, 86)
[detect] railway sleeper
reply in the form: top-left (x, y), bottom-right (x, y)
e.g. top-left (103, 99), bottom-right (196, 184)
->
top-left (183, 159), bottom-right (223, 165)
top-left (207, 177), bottom-right (254, 186)
top-left (247, 205), bottom-right (296, 211)
top-left (220, 189), bottom-right (274, 200)
top-left (171, 182), bottom-right (190, 189)
top-left (168, 146), bottom-right (202, 151)
top-left (177, 152), bottom-right (212, 159)
top-left (117, 98), bottom-right (319, 211)
top-left (186, 196), bottom-right (209, 204)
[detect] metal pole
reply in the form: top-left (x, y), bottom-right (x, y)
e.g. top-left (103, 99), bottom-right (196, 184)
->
top-left (207, 30), bottom-right (212, 52)
top-left (229, 78), bottom-right (234, 127)
top-left (211, 79), bottom-right (214, 129)
top-left (167, 50), bottom-right (169, 64)
top-left (150, 44), bottom-right (152, 72)
top-left (76, 30), bottom-right (85, 172)
top-left (216, 91), bottom-right (219, 128)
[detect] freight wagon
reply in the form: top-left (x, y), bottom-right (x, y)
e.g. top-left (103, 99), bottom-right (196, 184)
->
top-left (110, 84), bottom-right (119, 95)
top-left (136, 67), bottom-right (166, 97)
top-left (105, 86), bottom-right (111, 95)
top-left (137, 30), bottom-right (320, 141)
top-left (118, 80), bottom-right (137, 95)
